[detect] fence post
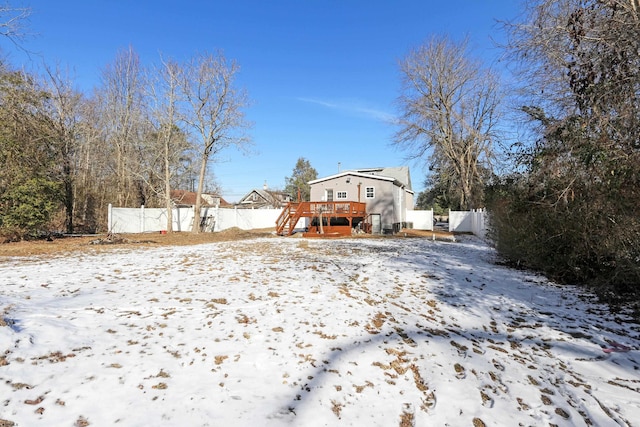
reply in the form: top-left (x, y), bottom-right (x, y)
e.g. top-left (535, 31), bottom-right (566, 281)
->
top-left (108, 203), bottom-right (112, 232)
top-left (471, 209), bottom-right (476, 235)
top-left (430, 208), bottom-right (434, 231)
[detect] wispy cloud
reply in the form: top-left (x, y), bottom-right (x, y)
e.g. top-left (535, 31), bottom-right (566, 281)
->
top-left (296, 97), bottom-right (396, 122)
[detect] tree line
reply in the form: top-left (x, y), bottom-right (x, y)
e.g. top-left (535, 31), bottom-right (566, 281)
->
top-left (394, 0), bottom-right (640, 302)
top-left (487, 0), bottom-right (640, 302)
top-left (0, 45), bottom-right (250, 239)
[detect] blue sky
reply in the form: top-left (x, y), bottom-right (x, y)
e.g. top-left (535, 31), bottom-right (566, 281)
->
top-left (8, 0), bottom-right (522, 202)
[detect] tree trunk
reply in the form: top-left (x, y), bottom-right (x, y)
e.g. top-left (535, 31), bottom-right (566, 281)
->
top-left (64, 162), bottom-right (74, 234)
top-left (191, 152), bottom-right (208, 233)
top-left (164, 137), bottom-right (173, 233)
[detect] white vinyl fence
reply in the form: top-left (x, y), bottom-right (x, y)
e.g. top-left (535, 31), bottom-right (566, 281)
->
top-left (108, 205), bottom-right (438, 235)
top-left (406, 209), bottom-right (434, 231)
top-left (448, 209), bottom-right (488, 239)
top-left (108, 204), bottom-right (284, 234)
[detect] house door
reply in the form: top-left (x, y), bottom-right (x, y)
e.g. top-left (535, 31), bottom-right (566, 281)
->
top-left (370, 213), bottom-right (381, 234)
top-left (325, 189), bottom-right (333, 202)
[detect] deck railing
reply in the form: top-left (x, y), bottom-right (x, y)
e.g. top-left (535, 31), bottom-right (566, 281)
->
top-left (298, 201), bottom-right (367, 216)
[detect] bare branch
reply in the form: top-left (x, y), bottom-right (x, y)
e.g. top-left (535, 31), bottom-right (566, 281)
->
top-left (0, 4), bottom-right (31, 48)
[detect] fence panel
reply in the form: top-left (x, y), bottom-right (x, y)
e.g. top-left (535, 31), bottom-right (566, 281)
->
top-left (470, 209), bottom-right (487, 240)
top-left (143, 208), bottom-right (167, 232)
top-left (108, 205), bottom-right (147, 233)
top-left (449, 210), bottom-right (472, 233)
top-left (406, 209), bottom-right (434, 230)
top-left (449, 209), bottom-right (488, 239)
top-left (213, 208), bottom-right (281, 231)
top-left (172, 207), bottom-right (195, 232)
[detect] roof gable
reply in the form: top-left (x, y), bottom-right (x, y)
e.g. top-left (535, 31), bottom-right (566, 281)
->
top-left (238, 188), bottom-right (291, 207)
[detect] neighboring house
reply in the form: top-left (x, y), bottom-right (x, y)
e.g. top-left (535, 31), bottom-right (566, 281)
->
top-left (237, 187), bottom-right (292, 209)
top-left (308, 167), bottom-right (414, 234)
top-left (170, 190), bottom-right (231, 208)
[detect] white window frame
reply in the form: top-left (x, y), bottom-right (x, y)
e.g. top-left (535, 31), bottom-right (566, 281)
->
top-left (336, 191), bottom-right (347, 200)
top-left (365, 186), bottom-right (375, 199)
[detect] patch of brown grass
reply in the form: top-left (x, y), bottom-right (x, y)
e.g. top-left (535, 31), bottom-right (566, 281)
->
top-left (399, 404), bottom-right (414, 427)
top-left (0, 228), bottom-right (275, 257)
top-left (330, 400), bottom-right (343, 418)
top-left (214, 355), bottom-right (228, 365)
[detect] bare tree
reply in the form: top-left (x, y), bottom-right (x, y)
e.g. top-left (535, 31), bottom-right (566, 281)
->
top-left (394, 35), bottom-right (501, 209)
top-left (179, 51), bottom-right (251, 233)
top-left (505, 0), bottom-right (640, 113)
top-left (95, 46), bottom-right (147, 207)
top-left (146, 56), bottom-right (189, 233)
top-left (74, 98), bottom-right (107, 232)
top-left (41, 64), bottom-right (83, 233)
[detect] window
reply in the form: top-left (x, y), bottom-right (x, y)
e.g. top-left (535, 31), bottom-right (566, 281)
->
top-left (337, 191), bottom-right (347, 199)
top-left (365, 187), bottom-right (375, 199)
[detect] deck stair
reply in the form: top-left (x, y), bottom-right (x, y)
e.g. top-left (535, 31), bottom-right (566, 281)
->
top-left (275, 202), bottom-right (302, 236)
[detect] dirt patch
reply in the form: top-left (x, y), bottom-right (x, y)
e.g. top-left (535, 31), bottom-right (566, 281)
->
top-left (398, 228), bottom-right (459, 240)
top-left (0, 228), bottom-right (275, 257)
top-left (0, 227), bottom-right (455, 258)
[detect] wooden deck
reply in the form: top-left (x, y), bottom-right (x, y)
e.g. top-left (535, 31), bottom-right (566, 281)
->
top-left (275, 201), bottom-right (368, 237)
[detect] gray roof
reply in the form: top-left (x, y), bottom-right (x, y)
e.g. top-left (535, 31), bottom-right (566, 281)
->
top-left (353, 167), bottom-right (412, 191)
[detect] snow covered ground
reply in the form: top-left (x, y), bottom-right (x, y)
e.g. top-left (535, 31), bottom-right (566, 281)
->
top-left (1, 235), bottom-right (639, 426)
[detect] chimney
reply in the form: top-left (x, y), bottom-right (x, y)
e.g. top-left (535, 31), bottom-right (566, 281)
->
top-left (263, 180), bottom-right (268, 190)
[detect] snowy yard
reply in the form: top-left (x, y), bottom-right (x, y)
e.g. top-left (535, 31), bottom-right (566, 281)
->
top-left (1, 235), bottom-right (639, 426)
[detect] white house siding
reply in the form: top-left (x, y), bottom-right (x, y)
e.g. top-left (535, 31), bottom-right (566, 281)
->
top-left (393, 185), bottom-right (403, 226)
top-left (391, 185), bottom-right (417, 232)
top-left (373, 181), bottom-right (395, 232)
top-left (309, 175), bottom-right (379, 204)
top-left (405, 191), bottom-right (414, 210)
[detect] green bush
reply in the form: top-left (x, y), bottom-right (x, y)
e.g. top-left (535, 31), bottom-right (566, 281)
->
top-left (486, 175), bottom-right (640, 303)
top-left (0, 177), bottom-right (61, 239)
